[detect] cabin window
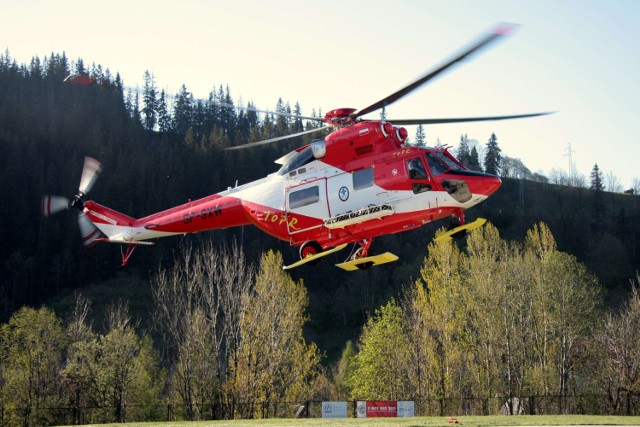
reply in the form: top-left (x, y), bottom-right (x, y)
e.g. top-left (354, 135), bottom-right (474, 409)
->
top-left (289, 185), bottom-right (319, 209)
top-left (353, 167), bottom-right (374, 190)
top-left (412, 183), bottom-right (431, 194)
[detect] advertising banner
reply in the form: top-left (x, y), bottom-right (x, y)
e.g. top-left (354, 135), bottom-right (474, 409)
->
top-left (397, 400), bottom-right (415, 417)
top-left (356, 400), bottom-right (397, 417)
top-left (356, 400), bottom-right (367, 418)
top-left (321, 401), bottom-right (348, 418)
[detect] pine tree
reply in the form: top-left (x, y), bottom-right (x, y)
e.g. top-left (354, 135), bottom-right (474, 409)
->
top-left (172, 84), bottom-right (194, 137)
top-left (590, 164), bottom-right (604, 192)
top-left (246, 101), bottom-right (259, 134)
top-left (414, 124), bottom-right (426, 146)
top-left (469, 145), bottom-right (482, 171)
top-left (214, 85), bottom-right (237, 137)
top-left (483, 132), bottom-right (502, 175)
top-left (142, 71), bottom-right (157, 131)
top-left (457, 133), bottom-right (471, 167)
top-left (275, 97), bottom-right (290, 135)
top-left (74, 58), bottom-right (86, 76)
top-left (156, 90), bottom-right (171, 133)
top-left (131, 91), bottom-right (142, 126)
top-left (292, 102), bottom-right (304, 132)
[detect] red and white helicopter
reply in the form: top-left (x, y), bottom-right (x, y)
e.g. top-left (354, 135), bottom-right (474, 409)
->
top-left (42, 24), bottom-right (551, 270)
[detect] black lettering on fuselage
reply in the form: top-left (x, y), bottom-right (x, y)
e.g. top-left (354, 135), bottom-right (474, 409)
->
top-left (200, 205), bottom-right (223, 221)
top-left (183, 212), bottom-right (197, 224)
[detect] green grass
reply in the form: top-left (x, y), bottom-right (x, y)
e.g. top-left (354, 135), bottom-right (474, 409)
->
top-left (57, 414), bottom-right (640, 427)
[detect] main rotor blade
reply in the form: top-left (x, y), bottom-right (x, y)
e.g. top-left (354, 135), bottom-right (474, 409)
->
top-left (215, 100), bottom-right (324, 123)
top-left (78, 156), bottom-right (102, 195)
top-left (387, 111), bottom-right (554, 126)
top-left (352, 23), bottom-right (518, 119)
top-left (225, 126), bottom-right (332, 151)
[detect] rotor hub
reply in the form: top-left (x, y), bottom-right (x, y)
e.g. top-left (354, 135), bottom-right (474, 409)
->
top-left (324, 108), bottom-right (357, 127)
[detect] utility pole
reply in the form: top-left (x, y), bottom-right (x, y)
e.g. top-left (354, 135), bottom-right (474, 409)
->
top-left (564, 143), bottom-right (575, 186)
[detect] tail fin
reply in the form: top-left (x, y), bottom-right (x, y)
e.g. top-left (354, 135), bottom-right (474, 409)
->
top-left (83, 201), bottom-right (138, 242)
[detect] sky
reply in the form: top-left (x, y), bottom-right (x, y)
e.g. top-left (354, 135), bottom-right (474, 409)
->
top-left (2, 0), bottom-right (639, 188)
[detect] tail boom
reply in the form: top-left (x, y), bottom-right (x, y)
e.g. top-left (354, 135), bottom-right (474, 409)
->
top-left (83, 193), bottom-right (250, 244)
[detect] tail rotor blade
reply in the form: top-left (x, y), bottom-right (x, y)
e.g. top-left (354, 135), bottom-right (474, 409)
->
top-left (78, 156), bottom-right (102, 195)
top-left (41, 195), bottom-right (69, 217)
top-left (78, 212), bottom-right (101, 247)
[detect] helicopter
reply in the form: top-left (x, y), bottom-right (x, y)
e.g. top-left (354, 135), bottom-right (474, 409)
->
top-left (42, 23), bottom-right (551, 271)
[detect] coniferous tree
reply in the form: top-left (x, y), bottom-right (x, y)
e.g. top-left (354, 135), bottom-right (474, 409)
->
top-left (74, 58), bottom-right (87, 76)
top-left (132, 91), bottom-right (142, 126)
top-left (173, 84), bottom-right (194, 137)
top-left (192, 99), bottom-right (207, 140)
top-left (483, 132), bottom-right (502, 175)
top-left (142, 70), bottom-right (157, 131)
top-left (275, 97), bottom-right (290, 135)
top-left (590, 164), bottom-right (604, 192)
top-left (224, 85), bottom-right (237, 137)
top-left (414, 124), bottom-right (426, 146)
top-left (293, 102), bottom-right (304, 132)
top-left (246, 101), bottom-right (259, 135)
top-left (457, 133), bottom-right (471, 167)
top-left (156, 90), bottom-right (171, 133)
top-left (90, 62), bottom-right (104, 82)
top-left (589, 164), bottom-right (605, 230)
top-left (30, 56), bottom-right (43, 79)
top-left (468, 145), bottom-right (482, 171)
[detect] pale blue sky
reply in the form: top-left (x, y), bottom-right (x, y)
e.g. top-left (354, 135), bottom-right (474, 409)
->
top-left (2, 0), bottom-right (639, 187)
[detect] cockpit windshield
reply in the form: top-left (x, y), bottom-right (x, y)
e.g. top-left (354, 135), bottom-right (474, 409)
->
top-left (423, 149), bottom-right (465, 176)
top-left (277, 146), bottom-right (314, 176)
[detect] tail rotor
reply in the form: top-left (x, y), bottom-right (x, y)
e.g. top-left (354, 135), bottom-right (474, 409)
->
top-left (42, 156), bottom-right (103, 247)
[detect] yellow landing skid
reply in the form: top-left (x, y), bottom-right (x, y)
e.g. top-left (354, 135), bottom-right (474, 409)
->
top-left (283, 244), bottom-right (348, 270)
top-left (336, 252), bottom-right (399, 272)
top-left (434, 217), bottom-right (487, 242)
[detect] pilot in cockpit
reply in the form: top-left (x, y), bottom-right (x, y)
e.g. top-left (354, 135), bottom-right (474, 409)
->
top-left (407, 158), bottom-right (428, 180)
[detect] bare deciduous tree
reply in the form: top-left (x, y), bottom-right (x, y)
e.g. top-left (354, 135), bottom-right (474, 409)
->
top-left (152, 240), bottom-right (253, 420)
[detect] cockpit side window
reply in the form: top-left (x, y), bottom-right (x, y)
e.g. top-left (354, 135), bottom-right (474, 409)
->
top-left (406, 157), bottom-right (428, 180)
top-left (406, 157), bottom-right (431, 194)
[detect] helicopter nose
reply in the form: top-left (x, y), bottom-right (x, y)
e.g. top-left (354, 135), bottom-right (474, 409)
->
top-left (464, 173), bottom-right (501, 197)
top-left (480, 174), bottom-right (502, 196)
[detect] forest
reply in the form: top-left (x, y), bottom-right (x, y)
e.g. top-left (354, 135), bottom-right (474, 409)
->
top-left (0, 51), bottom-right (639, 425)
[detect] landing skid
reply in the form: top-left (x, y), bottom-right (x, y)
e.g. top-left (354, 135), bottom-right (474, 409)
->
top-left (336, 252), bottom-right (399, 271)
top-left (434, 217), bottom-right (487, 242)
top-left (283, 244), bottom-right (348, 270)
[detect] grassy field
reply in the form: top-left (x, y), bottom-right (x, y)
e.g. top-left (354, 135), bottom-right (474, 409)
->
top-left (57, 414), bottom-right (640, 427)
